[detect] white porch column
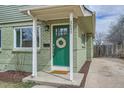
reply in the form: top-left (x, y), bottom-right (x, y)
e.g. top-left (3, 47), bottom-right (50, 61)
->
top-left (32, 17), bottom-right (37, 77)
top-left (69, 13), bottom-right (73, 81)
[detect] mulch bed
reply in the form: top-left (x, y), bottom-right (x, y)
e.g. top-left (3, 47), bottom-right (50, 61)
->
top-left (0, 70), bottom-right (31, 82)
top-left (79, 61), bottom-right (91, 87)
top-left (58, 61), bottom-right (91, 88)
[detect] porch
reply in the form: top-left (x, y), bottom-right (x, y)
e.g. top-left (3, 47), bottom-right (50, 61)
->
top-left (23, 71), bottom-right (84, 87)
top-left (20, 5), bottom-right (94, 83)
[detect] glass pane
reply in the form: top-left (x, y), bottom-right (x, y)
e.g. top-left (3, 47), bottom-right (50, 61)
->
top-left (37, 28), bottom-right (39, 47)
top-left (57, 27), bottom-right (68, 37)
top-left (63, 28), bottom-right (67, 35)
top-left (81, 34), bottom-right (85, 45)
top-left (22, 27), bottom-right (32, 47)
top-left (0, 30), bottom-right (1, 47)
top-left (16, 29), bottom-right (20, 47)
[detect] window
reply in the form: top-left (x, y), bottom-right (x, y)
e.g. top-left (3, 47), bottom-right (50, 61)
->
top-left (56, 27), bottom-right (68, 37)
top-left (0, 29), bottom-right (1, 48)
top-left (14, 26), bottom-right (40, 48)
top-left (81, 33), bottom-right (86, 47)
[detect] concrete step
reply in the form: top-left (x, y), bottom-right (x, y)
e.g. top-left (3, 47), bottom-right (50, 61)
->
top-left (23, 71), bottom-right (84, 87)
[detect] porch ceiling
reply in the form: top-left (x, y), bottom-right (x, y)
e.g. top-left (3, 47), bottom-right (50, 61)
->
top-left (20, 5), bottom-right (92, 21)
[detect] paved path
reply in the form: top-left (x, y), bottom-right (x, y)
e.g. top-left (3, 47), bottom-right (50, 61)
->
top-left (85, 58), bottom-right (124, 88)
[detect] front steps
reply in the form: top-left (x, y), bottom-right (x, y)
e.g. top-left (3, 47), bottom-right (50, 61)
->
top-left (23, 71), bottom-right (84, 87)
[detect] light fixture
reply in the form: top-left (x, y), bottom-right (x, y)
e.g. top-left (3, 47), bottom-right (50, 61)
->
top-left (45, 25), bottom-right (49, 32)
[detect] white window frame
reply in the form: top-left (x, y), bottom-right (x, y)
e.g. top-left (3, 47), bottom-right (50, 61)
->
top-left (14, 26), bottom-right (41, 49)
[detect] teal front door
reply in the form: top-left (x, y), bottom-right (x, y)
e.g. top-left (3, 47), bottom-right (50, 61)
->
top-left (53, 25), bottom-right (69, 67)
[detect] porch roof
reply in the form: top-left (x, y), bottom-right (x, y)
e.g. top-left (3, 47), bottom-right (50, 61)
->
top-left (20, 5), bottom-right (95, 35)
top-left (20, 5), bottom-right (93, 21)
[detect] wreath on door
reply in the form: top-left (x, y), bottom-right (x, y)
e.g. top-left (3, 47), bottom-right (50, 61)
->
top-left (56, 37), bottom-right (66, 48)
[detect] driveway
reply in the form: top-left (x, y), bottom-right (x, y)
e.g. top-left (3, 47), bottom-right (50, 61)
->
top-left (85, 58), bottom-right (124, 88)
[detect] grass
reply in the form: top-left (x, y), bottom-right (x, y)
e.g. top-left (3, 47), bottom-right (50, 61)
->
top-left (0, 81), bottom-right (36, 88)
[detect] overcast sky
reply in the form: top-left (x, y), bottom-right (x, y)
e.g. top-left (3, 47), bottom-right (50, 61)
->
top-left (88, 5), bottom-right (124, 34)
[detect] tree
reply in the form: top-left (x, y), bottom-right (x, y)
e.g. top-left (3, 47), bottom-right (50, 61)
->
top-left (107, 15), bottom-right (124, 44)
top-left (107, 15), bottom-right (124, 57)
top-left (95, 32), bottom-right (106, 45)
top-left (94, 32), bottom-right (107, 57)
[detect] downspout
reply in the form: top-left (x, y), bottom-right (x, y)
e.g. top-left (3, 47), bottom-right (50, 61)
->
top-left (27, 10), bottom-right (38, 77)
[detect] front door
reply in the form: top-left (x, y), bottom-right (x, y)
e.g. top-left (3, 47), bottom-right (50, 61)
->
top-left (53, 25), bottom-right (69, 67)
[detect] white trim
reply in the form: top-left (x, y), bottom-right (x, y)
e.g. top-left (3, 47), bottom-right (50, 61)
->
top-left (12, 48), bottom-right (40, 52)
top-left (85, 33), bottom-right (87, 47)
top-left (13, 25), bottom-right (41, 49)
top-left (69, 13), bottom-right (74, 81)
top-left (32, 17), bottom-right (37, 77)
top-left (14, 28), bottom-right (16, 49)
top-left (50, 23), bottom-right (69, 71)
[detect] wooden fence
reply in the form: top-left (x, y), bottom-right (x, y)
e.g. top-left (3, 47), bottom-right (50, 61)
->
top-left (94, 44), bottom-right (124, 58)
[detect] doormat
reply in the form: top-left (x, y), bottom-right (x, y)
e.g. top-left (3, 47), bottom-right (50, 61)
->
top-left (50, 70), bottom-right (69, 74)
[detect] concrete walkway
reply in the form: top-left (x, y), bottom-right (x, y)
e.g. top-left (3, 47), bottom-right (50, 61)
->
top-left (85, 58), bottom-right (124, 88)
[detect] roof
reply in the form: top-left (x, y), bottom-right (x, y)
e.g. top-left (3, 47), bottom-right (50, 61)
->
top-left (0, 5), bottom-right (32, 24)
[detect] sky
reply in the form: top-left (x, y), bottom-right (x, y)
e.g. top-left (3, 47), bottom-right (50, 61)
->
top-left (88, 5), bottom-right (124, 34)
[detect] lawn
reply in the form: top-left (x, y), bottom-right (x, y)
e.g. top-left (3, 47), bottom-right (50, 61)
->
top-left (0, 81), bottom-right (35, 88)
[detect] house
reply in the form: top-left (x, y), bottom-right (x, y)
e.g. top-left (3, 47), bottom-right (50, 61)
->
top-left (94, 39), bottom-right (114, 57)
top-left (0, 5), bottom-right (95, 81)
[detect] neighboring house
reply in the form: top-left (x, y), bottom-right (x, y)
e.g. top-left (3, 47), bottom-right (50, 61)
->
top-left (94, 40), bottom-right (114, 57)
top-left (94, 39), bottom-right (124, 58)
top-left (0, 5), bottom-right (95, 80)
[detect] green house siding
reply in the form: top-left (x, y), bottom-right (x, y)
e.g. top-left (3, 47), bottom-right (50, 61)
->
top-left (1, 27), bottom-right (14, 49)
top-left (86, 34), bottom-right (93, 61)
top-left (75, 21), bottom-right (87, 72)
top-left (0, 21), bottom-right (51, 72)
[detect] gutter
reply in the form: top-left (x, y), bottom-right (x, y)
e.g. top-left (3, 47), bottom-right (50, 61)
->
top-left (83, 5), bottom-right (93, 14)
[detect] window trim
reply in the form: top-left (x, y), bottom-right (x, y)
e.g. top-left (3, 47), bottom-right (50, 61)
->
top-left (14, 26), bottom-right (41, 50)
